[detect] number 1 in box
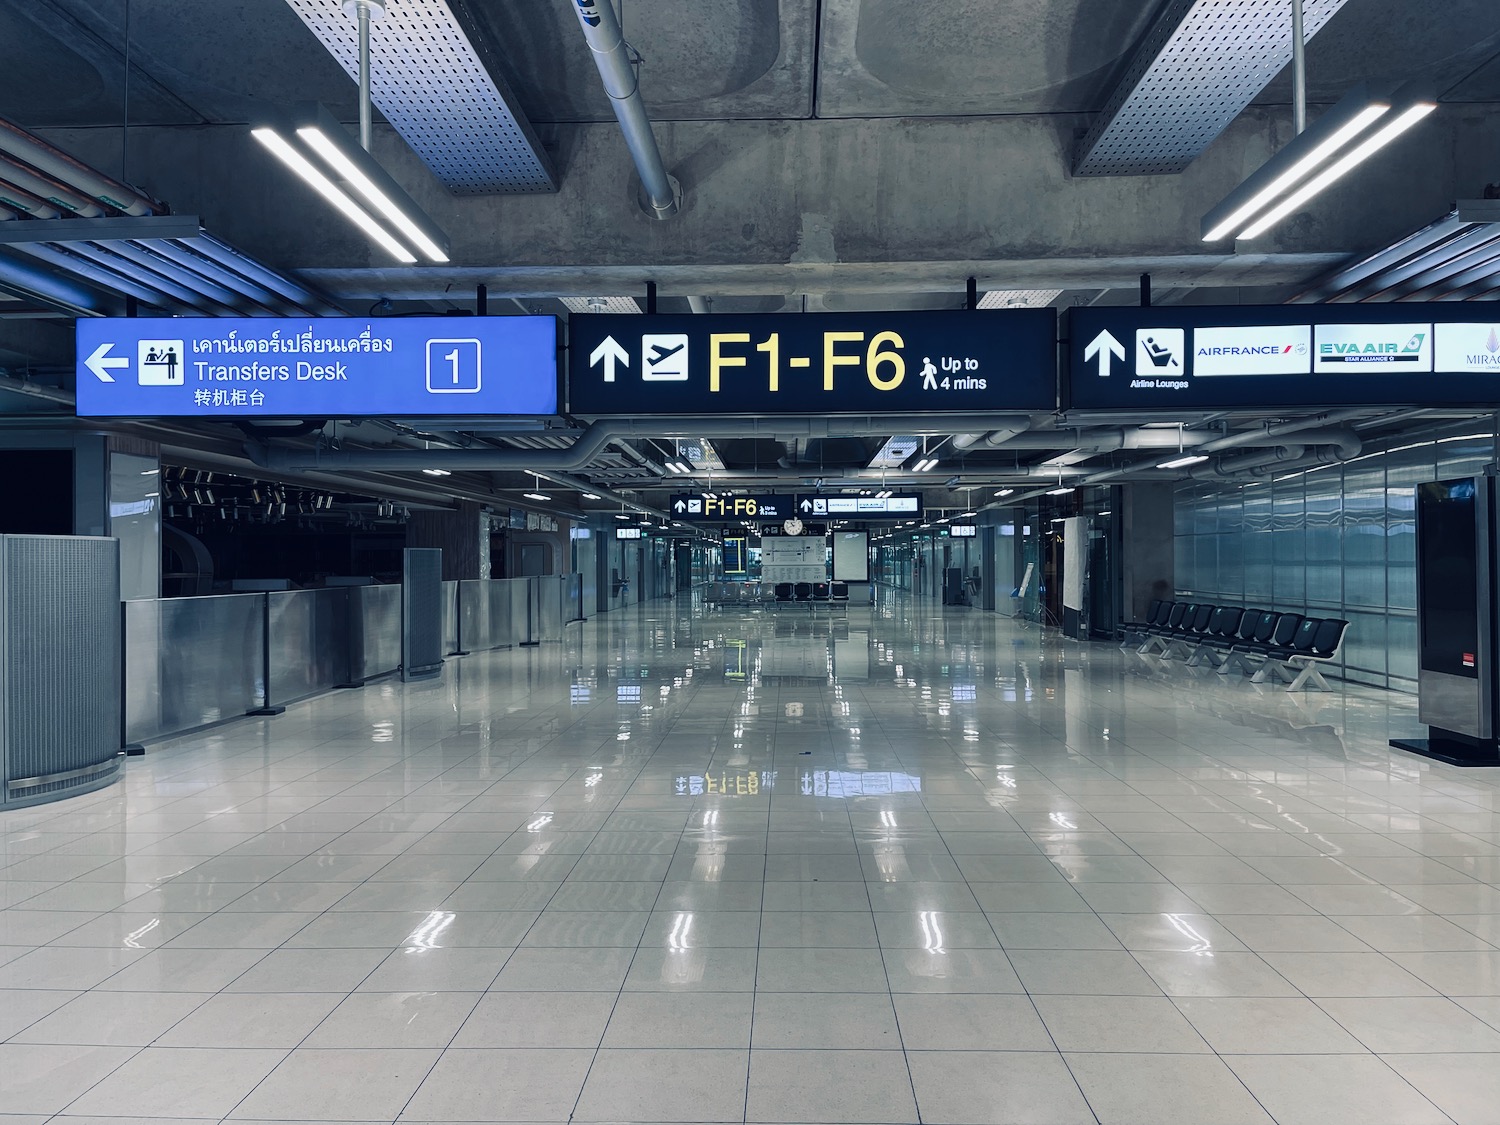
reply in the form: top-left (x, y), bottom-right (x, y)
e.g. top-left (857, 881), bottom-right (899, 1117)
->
top-left (426, 339), bottom-right (482, 394)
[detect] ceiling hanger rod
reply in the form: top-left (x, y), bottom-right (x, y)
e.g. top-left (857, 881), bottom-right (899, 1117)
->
top-left (1291, 0), bottom-right (1307, 135)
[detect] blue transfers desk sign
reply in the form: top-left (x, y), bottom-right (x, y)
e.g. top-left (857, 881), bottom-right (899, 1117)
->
top-left (75, 316), bottom-right (559, 417)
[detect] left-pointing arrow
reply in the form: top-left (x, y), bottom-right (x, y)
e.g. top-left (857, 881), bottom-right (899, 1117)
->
top-left (85, 342), bottom-right (128, 383)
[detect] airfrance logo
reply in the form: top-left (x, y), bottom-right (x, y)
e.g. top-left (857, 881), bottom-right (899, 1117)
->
top-left (1193, 325), bottom-right (1311, 377)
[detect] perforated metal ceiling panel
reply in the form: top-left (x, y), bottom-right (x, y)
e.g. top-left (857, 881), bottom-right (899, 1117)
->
top-left (977, 290), bottom-right (1062, 309)
top-left (1074, 0), bottom-right (1352, 176)
top-left (283, 0), bottom-right (556, 194)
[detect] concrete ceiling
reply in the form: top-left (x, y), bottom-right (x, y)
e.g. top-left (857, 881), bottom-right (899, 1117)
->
top-left (0, 0), bottom-right (1498, 523)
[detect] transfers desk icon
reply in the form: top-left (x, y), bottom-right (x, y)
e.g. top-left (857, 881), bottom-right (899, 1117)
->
top-left (137, 340), bottom-right (183, 385)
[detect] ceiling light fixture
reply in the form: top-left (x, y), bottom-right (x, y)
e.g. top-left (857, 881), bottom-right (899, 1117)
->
top-left (581, 492), bottom-right (601, 500)
top-left (994, 488), bottom-right (1015, 498)
top-left (1046, 486), bottom-right (1076, 496)
top-left (251, 58), bottom-right (449, 265)
top-left (421, 467), bottom-right (452, 477)
top-left (1201, 80), bottom-right (1436, 242)
top-left (523, 492), bottom-right (551, 501)
top-left (1158, 454), bottom-right (1209, 470)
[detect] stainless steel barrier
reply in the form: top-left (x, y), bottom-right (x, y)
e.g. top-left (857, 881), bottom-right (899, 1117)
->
top-left (349, 584), bottom-right (402, 683)
top-left (125, 593), bottom-right (266, 744)
top-left (267, 589), bottom-right (351, 707)
top-left (534, 576), bottom-right (562, 641)
top-left (442, 580), bottom-right (460, 654)
top-left (457, 577), bottom-right (533, 652)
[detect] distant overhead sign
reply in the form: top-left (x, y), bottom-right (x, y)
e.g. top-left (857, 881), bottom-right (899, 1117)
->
top-left (75, 316), bottom-right (559, 417)
top-left (1066, 304), bottom-right (1500, 410)
top-left (568, 311), bottom-right (1056, 415)
top-left (670, 494), bottom-right (923, 522)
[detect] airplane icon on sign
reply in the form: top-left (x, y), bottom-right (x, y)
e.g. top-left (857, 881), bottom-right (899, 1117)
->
top-left (642, 334), bottom-right (689, 381)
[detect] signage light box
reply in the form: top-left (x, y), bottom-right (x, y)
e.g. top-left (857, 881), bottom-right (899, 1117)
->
top-left (1066, 304), bottom-right (1500, 410)
top-left (569, 310), bottom-right (1056, 415)
top-left (76, 316), bottom-right (559, 417)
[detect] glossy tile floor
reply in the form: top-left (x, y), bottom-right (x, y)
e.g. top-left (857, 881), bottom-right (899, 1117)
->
top-left (4, 592), bottom-right (1500, 1124)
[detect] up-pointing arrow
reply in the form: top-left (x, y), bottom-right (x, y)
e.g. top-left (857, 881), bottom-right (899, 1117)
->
top-left (85, 342), bottom-right (128, 383)
top-left (799, 499), bottom-right (812, 512)
top-left (673, 500), bottom-right (686, 513)
top-left (1083, 329), bottom-right (1126, 378)
top-left (589, 336), bottom-right (629, 383)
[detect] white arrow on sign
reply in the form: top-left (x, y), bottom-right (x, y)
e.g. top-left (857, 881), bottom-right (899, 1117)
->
top-left (1083, 329), bottom-right (1126, 378)
top-left (589, 336), bottom-right (629, 383)
top-left (673, 500), bottom-right (687, 513)
top-left (85, 342), bottom-right (128, 383)
top-left (799, 499), bottom-right (813, 512)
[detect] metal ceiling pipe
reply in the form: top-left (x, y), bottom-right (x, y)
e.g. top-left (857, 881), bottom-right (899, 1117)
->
top-left (951, 417), bottom-right (1033, 450)
top-left (0, 153), bottom-right (104, 217)
top-left (0, 116), bottom-right (158, 216)
top-left (568, 0), bottom-right (679, 219)
top-left (256, 416), bottom-right (1050, 473)
top-left (1197, 408), bottom-right (1371, 454)
top-left (988, 428), bottom-right (1212, 452)
top-left (1190, 445), bottom-right (1307, 478)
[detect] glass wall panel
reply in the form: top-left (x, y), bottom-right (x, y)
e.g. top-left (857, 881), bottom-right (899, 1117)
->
top-left (1172, 415), bottom-right (1500, 692)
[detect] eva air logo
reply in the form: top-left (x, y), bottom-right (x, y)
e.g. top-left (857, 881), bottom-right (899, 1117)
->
top-left (1402, 332), bottom-right (1426, 353)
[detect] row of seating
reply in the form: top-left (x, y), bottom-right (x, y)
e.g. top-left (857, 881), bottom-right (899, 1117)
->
top-left (702, 581), bottom-right (852, 610)
top-left (1122, 599), bottom-right (1349, 691)
top-left (775, 581), bottom-right (850, 610)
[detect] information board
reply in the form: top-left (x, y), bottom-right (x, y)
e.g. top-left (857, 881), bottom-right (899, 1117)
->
top-left (1065, 304), bottom-right (1500, 410)
top-left (76, 316), bottom-right (559, 417)
top-left (670, 494), bottom-right (923, 522)
top-left (568, 310), bottom-right (1056, 415)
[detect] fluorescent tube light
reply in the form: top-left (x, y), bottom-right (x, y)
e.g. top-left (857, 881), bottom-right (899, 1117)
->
top-left (1238, 103), bottom-right (1437, 240)
top-left (1201, 82), bottom-right (1436, 243)
top-left (994, 488), bottom-right (1015, 497)
top-left (1046, 486), bottom-right (1076, 496)
top-left (251, 127), bottom-right (416, 264)
top-left (1157, 454), bottom-right (1209, 469)
top-left (421, 467), bottom-right (452, 476)
top-left (297, 127), bottom-right (449, 263)
top-left (1202, 105), bottom-right (1389, 241)
top-left (523, 492), bottom-right (551, 501)
top-left (581, 492), bottom-right (601, 500)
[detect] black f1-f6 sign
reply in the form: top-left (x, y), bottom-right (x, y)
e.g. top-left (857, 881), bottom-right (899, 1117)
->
top-left (670, 494), bottom-right (923, 521)
top-left (568, 311), bottom-right (1056, 415)
top-left (1066, 303), bottom-right (1500, 410)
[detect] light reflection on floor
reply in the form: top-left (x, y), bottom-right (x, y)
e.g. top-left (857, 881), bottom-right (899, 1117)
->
top-left (4, 589), bottom-right (1495, 1125)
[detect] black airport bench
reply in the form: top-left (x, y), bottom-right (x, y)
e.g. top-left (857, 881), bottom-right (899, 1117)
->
top-left (1122, 599), bottom-right (1348, 691)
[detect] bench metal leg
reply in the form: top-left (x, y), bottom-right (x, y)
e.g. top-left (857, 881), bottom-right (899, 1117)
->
top-left (1286, 660), bottom-right (1331, 691)
top-left (1252, 660), bottom-right (1296, 685)
top-left (1186, 644), bottom-right (1223, 668)
top-left (1218, 649), bottom-right (1257, 677)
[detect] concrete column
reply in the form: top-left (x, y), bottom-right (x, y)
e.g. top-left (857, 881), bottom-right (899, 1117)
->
top-left (1121, 483), bottom-right (1175, 624)
top-left (406, 501), bottom-right (490, 580)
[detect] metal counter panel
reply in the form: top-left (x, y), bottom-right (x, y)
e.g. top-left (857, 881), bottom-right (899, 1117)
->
top-left (1, 536), bottom-right (122, 805)
top-left (536, 576), bottom-right (564, 641)
top-left (153, 594), bottom-right (265, 741)
top-left (442, 580), bottom-right (459, 654)
top-left (351, 584), bottom-right (402, 681)
top-left (505, 578), bottom-right (531, 647)
top-left (267, 589), bottom-right (351, 707)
